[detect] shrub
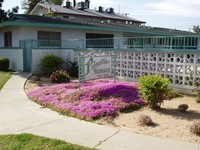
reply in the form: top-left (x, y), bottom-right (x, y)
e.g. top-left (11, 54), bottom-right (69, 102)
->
top-left (178, 104), bottom-right (189, 112)
top-left (0, 58), bottom-right (9, 71)
top-left (138, 74), bottom-right (170, 109)
top-left (165, 89), bottom-right (183, 99)
top-left (193, 78), bottom-right (200, 103)
top-left (190, 121), bottom-right (200, 136)
top-left (40, 54), bottom-right (64, 75)
top-left (66, 59), bottom-right (78, 77)
top-left (190, 71), bottom-right (200, 103)
top-left (138, 115), bottom-right (154, 126)
top-left (50, 70), bottom-right (70, 83)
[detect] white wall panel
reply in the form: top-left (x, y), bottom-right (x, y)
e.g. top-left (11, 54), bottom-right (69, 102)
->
top-left (0, 49), bottom-right (23, 71)
top-left (31, 49), bottom-right (74, 73)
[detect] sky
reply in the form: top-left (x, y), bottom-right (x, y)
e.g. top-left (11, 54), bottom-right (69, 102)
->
top-left (2, 0), bottom-right (200, 31)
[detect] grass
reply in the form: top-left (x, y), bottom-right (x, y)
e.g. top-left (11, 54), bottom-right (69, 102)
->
top-left (0, 71), bottom-right (12, 90)
top-left (0, 133), bottom-right (93, 150)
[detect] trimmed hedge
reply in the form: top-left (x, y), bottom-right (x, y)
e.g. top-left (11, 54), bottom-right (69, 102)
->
top-left (0, 58), bottom-right (9, 71)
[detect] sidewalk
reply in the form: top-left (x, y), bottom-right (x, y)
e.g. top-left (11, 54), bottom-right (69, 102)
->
top-left (0, 72), bottom-right (199, 150)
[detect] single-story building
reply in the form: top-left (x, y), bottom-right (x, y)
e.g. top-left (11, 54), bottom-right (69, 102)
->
top-left (0, 1), bottom-right (200, 92)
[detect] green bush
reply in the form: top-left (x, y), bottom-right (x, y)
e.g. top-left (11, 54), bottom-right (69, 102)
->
top-left (193, 78), bottom-right (200, 102)
top-left (190, 71), bottom-right (200, 103)
top-left (66, 59), bottom-right (78, 77)
top-left (0, 58), bottom-right (9, 71)
top-left (40, 54), bottom-right (64, 75)
top-left (138, 74), bottom-right (170, 109)
top-left (166, 89), bottom-right (183, 99)
top-left (50, 70), bottom-right (70, 83)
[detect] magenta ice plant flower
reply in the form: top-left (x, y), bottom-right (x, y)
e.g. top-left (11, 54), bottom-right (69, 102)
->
top-left (28, 79), bottom-right (144, 119)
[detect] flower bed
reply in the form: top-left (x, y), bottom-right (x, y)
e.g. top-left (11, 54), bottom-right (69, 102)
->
top-left (28, 79), bottom-right (144, 120)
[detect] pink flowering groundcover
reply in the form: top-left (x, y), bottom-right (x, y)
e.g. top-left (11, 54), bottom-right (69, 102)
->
top-left (28, 79), bottom-right (144, 120)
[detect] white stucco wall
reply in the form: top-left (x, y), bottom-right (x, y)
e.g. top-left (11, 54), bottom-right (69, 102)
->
top-left (29, 28), bottom-right (122, 73)
top-left (0, 26), bottom-right (123, 48)
top-left (0, 25), bottom-right (123, 73)
top-left (19, 26), bottom-right (123, 40)
top-left (0, 49), bottom-right (23, 71)
top-left (0, 27), bottom-right (21, 47)
top-left (31, 49), bottom-right (74, 73)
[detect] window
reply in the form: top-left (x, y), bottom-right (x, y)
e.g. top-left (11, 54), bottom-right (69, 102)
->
top-left (37, 31), bottom-right (61, 47)
top-left (86, 33), bottom-right (114, 48)
top-left (4, 32), bottom-right (12, 47)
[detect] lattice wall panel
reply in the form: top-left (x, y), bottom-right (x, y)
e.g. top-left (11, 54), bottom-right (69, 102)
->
top-left (116, 51), bottom-right (200, 90)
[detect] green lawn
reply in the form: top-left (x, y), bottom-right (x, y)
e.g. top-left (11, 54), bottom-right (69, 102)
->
top-left (0, 71), bottom-right (12, 90)
top-left (0, 133), bottom-right (93, 150)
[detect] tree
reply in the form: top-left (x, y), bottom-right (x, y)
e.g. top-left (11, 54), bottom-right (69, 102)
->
top-left (0, 0), bottom-right (3, 7)
top-left (7, 6), bottom-right (19, 18)
top-left (193, 26), bottom-right (200, 33)
top-left (0, 0), bottom-right (19, 22)
top-left (48, 0), bottom-right (63, 5)
top-left (22, 0), bottom-right (42, 14)
top-left (22, 0), bottom-right (63, 14)
top-left (0, 0), bottom-right (6, 22)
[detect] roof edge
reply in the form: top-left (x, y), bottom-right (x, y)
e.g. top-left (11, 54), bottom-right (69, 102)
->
top-left (30, 3), bottom-right (47, 15)
top-left (0, 21), bottom-right (186, 36)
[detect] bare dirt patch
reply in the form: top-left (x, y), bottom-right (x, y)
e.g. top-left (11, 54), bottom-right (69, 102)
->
top-left (102, 96), bottom-right (200, 144)
top-left (25, 75), bottom-right (200, 144)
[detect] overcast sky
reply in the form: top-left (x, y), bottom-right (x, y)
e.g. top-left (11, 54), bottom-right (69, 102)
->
top-left (2, 0), bottom-right (200, 31)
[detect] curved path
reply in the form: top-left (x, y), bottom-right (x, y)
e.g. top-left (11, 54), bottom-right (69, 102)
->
top-left (0, 72), bottom-right (199, 150)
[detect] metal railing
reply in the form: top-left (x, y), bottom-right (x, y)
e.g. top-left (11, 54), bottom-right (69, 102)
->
top-left (120, 36), bottom-right (200, 50)
top-left (86, 38), bottom-right (114, 48)
top-left (20, 35), bottom-right (200, 50)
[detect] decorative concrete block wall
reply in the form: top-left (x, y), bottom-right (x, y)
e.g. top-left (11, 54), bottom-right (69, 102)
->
top-left (116, 51), bottom-right (200, 93)
top-left (30, 48), bottom-right (200, 93)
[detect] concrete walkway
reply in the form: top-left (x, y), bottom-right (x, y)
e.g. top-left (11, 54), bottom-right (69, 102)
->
top-left (0, 72), bottom-right (199, 150)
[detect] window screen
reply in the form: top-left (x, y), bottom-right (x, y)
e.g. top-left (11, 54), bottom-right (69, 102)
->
top-left (86, 33), bottom-right (114, 48)
top-left (37, 31), bottom-right (61, 47)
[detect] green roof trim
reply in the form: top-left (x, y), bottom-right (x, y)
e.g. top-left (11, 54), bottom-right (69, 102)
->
top-left (0, 21), bottom-right (182, 36)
